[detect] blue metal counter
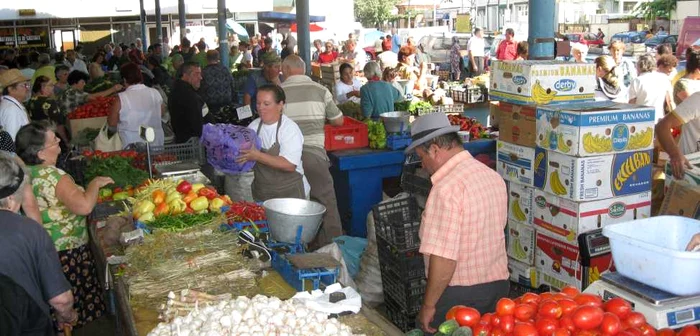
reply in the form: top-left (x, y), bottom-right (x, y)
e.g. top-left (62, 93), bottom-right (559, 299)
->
top-left (329, 139), bottom-right (497, 237)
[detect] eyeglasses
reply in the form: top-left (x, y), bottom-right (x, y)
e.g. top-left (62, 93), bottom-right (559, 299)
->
top-left (40, 136), bottom-right (61, 151)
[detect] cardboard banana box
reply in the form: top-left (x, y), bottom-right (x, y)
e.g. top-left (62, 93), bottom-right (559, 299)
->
top-left (536, 101), bottom-right (655, 157)
top-left (664, 151), bottom-right (700, 190)
top-left (506, 220), bottom-right (536, 265)
top-left (497, 141), bottom-right (536, 187)
top-left (533, 147), bottom-right (653, 202)
top-left (508, 257), bottom-right (538, 288)
top-left (489, 60), bottom-right (596, 105)
top-left (532, 189), bottom-right (651, 246)
top-left (535, 231), bottom-right (614, 291)
top-left (507, 181), bottom-right (534, 225)
top-left (497, 102), bottom-right (537, 148)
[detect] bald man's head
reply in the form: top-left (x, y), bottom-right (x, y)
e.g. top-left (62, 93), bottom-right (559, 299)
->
top-left (281, 55), bottom-right (306, 79)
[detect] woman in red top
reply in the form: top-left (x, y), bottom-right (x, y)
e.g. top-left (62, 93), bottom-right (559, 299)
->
top-left (318, 41), bottom-right (338, 64)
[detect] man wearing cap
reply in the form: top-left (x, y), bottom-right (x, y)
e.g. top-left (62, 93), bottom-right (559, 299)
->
top-left (0, 69), bottom-right (31, 140)
top-left (405, 113), bottom-right (509, 333)
top-left (243, 52), bottom-right (282, 113)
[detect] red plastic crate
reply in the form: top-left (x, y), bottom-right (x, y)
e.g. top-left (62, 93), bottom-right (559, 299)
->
top-left (324, 116), bottom-right (369, 151)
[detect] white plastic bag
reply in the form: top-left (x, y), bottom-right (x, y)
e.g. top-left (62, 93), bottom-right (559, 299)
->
top-left (94, 122), bottom-right (123, 152)
top-left (316, 242), bottom-right (357, 289)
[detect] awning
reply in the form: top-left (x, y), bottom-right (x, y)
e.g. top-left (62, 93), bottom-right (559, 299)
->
top-left (257, 11), bottom-right (325, 23)
top-left (226, 19), bottom-right (250, 38)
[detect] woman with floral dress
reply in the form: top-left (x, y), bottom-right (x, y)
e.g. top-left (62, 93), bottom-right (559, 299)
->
top-left (15, 122), bottom-right (114, 333)
top-left (450, 36), bottom-right (461, 81)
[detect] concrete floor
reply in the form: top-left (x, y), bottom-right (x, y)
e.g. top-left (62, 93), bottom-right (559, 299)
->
top-left (73, 316), bottom-right (116, 336)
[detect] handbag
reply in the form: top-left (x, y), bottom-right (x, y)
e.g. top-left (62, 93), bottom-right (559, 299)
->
top-left (94, 122), bottom-right (123, 152)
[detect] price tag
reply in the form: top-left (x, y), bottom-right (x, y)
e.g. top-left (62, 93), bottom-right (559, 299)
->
top-left (236, 105), bottom-right (253, 120)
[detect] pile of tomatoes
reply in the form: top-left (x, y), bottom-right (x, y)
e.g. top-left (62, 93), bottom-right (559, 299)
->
top-left (68, 96), bottom-right (117, 119)
top-left (445, 287), bottom-right (700, 336)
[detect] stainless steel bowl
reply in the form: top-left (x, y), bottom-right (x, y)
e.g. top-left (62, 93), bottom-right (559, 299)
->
top-left (262, 198), bottom-right (326, 244)
top-left (380, 111), bottom-right (411, 133)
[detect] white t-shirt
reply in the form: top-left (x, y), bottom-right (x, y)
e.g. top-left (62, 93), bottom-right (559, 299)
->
top-left (377, 51), bottom-right (398, 70)
top-left (335, 78), bottom-right (362, 104)
top-left (628, 71), bottom-right (672, 123)
top-left (243, 51), bottom-right (253, 64)
top-left (0, 96), bottom-right (29, 141)
top-left (673, 91), bottom-right (700, 155)
top-left (342, 50), bottom-right (367, 71)
top-left (64, 59), bottom-right (88, 74)
top-left (248, 115), bottom-right (310, 198)
top-left (467, 36), bottom-right (485, 57)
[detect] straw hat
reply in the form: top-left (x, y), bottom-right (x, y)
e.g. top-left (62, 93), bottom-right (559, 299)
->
top-left (0, 69), bottom-right (30, 89)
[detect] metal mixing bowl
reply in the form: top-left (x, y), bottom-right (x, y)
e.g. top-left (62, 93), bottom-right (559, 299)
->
top-left (262, 198), bottom-right (326, 244)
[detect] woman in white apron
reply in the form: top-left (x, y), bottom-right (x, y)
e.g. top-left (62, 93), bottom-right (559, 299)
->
top-left (236, 84), bottom-right (309, 201)
top-left (108, 62), bottom-right (165, 148)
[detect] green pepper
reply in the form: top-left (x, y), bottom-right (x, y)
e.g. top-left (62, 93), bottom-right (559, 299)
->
top-left (99, 188), bottom-right (113, 198)
top-left (112, 191), bottom-right (129, 201)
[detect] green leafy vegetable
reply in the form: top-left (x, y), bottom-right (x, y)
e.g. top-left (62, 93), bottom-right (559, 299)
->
top-left (85, 156), bottom-right (150, 188)
top-left (365, 120), bottom-right (386, 149)
top-left (147, 212), bottom-right (222, 231)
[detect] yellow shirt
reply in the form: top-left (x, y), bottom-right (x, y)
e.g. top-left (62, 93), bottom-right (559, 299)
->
top-left (31, 65), bottom-right (56, 87)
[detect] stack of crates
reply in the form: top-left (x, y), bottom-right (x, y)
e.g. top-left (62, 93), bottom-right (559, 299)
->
top-left (373, 196), bottom-right (425, 332)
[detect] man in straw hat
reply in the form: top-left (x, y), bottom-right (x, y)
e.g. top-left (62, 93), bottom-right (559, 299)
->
top-left (404, 112), bottom-right (509, 333)
top-left (0, 69), bottom-right (31, 140)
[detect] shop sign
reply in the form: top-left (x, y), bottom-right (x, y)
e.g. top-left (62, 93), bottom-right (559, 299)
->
top-left (0, 28), bottom-right (16, 49)
top-left (16, 27), bottom-right (49, 49)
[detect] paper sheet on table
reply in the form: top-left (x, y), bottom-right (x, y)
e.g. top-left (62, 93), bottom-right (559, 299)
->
top-left (292, 283), bottom-right (362, 314)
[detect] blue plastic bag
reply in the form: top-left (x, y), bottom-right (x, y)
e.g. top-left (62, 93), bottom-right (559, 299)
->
top-left (333, 236), bottom-right (368, 278)
top-left (200, 123), bottom-right (262, 174)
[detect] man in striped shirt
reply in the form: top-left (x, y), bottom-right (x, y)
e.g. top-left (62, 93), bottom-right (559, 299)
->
top-left (281, 55), bottom-right (344, 248)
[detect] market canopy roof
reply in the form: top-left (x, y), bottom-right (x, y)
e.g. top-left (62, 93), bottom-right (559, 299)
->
top-left (256, 11), bottom-right (325, 23)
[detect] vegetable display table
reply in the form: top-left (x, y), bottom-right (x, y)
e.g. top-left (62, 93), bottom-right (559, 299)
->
top-left (329, 139), bottom-right (496, 238)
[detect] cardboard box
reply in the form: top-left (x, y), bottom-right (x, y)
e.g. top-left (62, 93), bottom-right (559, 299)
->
top-left (533, 147), bottom-right (653, 201)
top-left (68, 116), bottom-right (107, 139)
top-left (508, 257), bottom-right (538, 288)
top-left (536, 102), bottom-right (655, 157)
top-left (659, 180), bottom-right (700, 219)
top-left (489, 101), bottom-right (500, 128)
top-left (497, 141), bottom-right (536, 187)
top-left (664, 151), bottom-right (700, 189)
top-left (507, 220), bottom-right (536, 265)
top-left (532, 189), bottom-right (651, 245)
top-left (489, 61), bottom-right (596, 106)
top-left (311, 64), bottom-right (322, 78)
top-left (535, 231), bottom-right (614, 291)
top-left (498, 102), bottom-right (537, 148)
top-left (508, 182), bottom-right (534, 225)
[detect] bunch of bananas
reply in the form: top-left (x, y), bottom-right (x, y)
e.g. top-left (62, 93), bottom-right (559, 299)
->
top-left (557, 133), bottom-right (571, 153)
top-left (550, 170), bottom-right (568, 196)
top-left (510, 237), bottom-right (529, 261)
top-left (588, 266), bottom-right (602, 284)
top-left (540, 130), bottom-right (552, 148)
top-left (583, 133), bottom-right (613, 153)
top-left (511, 199), bottom-right (527, 222)
top-left (532, 80), bottom-right (558, 105)
top-left (627, 127), bottom-right (653, 150)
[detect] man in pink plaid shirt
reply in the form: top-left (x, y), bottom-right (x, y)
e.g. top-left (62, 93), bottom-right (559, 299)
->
top-left (404, 113), bottom-right (510, 333)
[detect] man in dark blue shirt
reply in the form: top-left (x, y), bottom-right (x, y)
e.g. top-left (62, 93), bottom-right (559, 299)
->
top-left (243, 53), bottom-right (282, 113)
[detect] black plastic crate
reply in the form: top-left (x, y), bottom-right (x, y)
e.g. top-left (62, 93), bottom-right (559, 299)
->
top-left (376, 235), bottom-right (425, 279)
top-left (468, 86), bottom-right (487, 104)
top-left (57, 153), bottom-right (87, 187)
top-left (373, 197), bottom-right (421, 250)
top-left (90, 202), bottom-right (124, 222)
top-left (401, 169), bottom-right (432, 196)
top-left (508, 281), bottom-right (548, 299)
top-left (384, 294), bottom-right (419, 332)
top-left (381, 268), bottom-right (425, 316)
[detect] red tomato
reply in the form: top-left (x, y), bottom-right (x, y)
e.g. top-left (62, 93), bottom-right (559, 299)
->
top-left (539, 300), bottom-right (564, 319)
top-left (572, 306), bottom-right (604, 330)
top-left (491, 328), bottom-right (507, 336)
top-left (575, 330), bottom-right (602, 336)
top-left (626, 328), bottom-right (643, 336)
top-left (521, 293), bottom-right (540, 305)
top-left (446, 305), bottom-right (468, 321)
top-left (500, 314), bottom-right (516, 333)
top-left (553, 293), bottom-right (571, 301)
top-left (558, 299), bottom-right (578, 316)
top-left (559, 315), bottom-right (576, 332)
top-left (455, 307), bottom-right (481, 328)
top-left (540, 293), bottom-right (555, 302)
top-left (497, 298), bottom-right (517, 316)
top-left (490, 315), bottom-right (502, 328)
top-left (618, 331), bottom-right (638, 336)
top-left (561, 286), bottom-right (581, 298)
top-left (574, 294), bottom-right (604, 308)
top-left (514, 304), bottom-right (537, 321)
top-left (624, 312), bottom-right (647, 329)
top-left (474, 321), bottom-right (493, 336)
top-left (677, 325), bottom-right (700, 336)
top-left (514, 323), bottom-right (539, 336)
top-left (535, 318), bottom-right (559, 336)
top-left (656, 328), bottom-right (675, 336)
top-left (603, 297), bottom-right (633, 319)
top-left (639, 324), bottom-right (656, 336)
top-left (554, 328), bottom-right (572, 336)
top-left (481, 313), bottom-right (494, 326)
top-left (600, 312), bottom-right (621, 336)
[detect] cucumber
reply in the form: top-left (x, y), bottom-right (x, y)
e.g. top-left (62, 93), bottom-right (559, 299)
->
top-left (438, 319), bottom-right (460, 335)
top-left (452, 326), bottom-right (473, 336)
top-left (405, 329), bottom-right (424, 336)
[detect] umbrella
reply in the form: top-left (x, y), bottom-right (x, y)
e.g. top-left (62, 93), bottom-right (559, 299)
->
top-left (226, 19), bottom-right (250, 38)
top-left (290, 23), bottom-right (324, 33)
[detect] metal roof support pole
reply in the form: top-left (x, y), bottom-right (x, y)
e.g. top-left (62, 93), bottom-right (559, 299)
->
top-left (528, 0), bottom-right (555, 60)
top-left (296, 0), bottom-right (311, 75)
top-left (140, 0), bottom-right (148, 52)
top-left (156, 0), bottom-right (163, 44)
top-left (218, 0), bottom-right (229, 66)
top-left (178, 0), bottom-right (187, 41)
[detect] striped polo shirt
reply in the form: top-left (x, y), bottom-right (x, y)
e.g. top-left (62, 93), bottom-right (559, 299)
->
top-left (281, 75), bottom-right (343, 149)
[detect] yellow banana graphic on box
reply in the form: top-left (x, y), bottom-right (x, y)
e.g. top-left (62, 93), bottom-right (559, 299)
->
top-left (557, 133), bottom-right (571, 153)
top-left (583, 133), bottom-right (613, 154)
top-left (511, 199), bottom-right (527, 222)
top-left (511, 237), bottom-right (529, 260)
top-left (566, 230), bottom-right (577, 242)
top-left (541, 130), bottom-right (551, 148)
top-left (532, 80), bottom-right (557, 105)
top-left (550, 170), bottom-right (568, 196)
top-left (628, 127), bottom-right (653, 150)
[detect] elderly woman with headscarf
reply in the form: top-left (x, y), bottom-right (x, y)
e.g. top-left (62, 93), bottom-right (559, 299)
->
top-left (15, 122), bottom-right (114, 333)
top-left (360, 61), bottom-right (403, 119)
top-left (449, 36), bottom-right (461, 81)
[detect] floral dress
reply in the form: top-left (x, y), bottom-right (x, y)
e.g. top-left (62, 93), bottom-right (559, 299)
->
top-left (28, 165), bottom-right (105, 331)
top-left (450, 43), bottom-right (461, 80)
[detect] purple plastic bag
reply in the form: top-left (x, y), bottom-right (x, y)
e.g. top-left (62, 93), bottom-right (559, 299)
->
top-left (200, 123), bottom-right (262, 174)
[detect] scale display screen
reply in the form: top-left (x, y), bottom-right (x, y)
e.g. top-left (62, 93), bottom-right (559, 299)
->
top-left (667, 307), bottom-right (700, 327)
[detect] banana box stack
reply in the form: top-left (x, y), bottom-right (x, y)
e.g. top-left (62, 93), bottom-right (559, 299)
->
top-left (532, 101), bottom-right (656, 291)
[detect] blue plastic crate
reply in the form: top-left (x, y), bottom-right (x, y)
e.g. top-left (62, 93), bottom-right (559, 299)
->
top-left (271, 250), bottom-right (339, 292)
top-left (386, 134), bottom-right (412, 150)
top-left (220, 220), bottom-right (269, 233)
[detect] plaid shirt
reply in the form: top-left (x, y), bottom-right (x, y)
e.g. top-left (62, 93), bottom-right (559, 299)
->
top-left (59, 87), bottom-right (89, 114)
top-left (419, 150), bottom-right (509, 286)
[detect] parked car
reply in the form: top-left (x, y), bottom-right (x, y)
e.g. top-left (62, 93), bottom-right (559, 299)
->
top-left (566, 32), bottom-right (605, 46)
top-left (610, 31), bottom-right (647, 44)
top-left (644, 34), bottom-right (678, 52)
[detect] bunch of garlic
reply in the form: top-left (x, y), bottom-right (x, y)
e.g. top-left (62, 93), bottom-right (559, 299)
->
top-left (148, 295), bottom-right (363, 336)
